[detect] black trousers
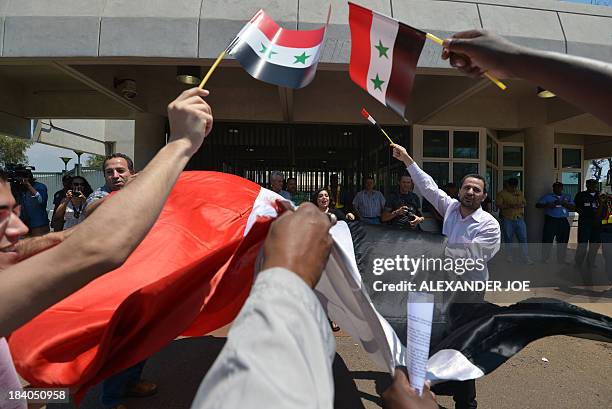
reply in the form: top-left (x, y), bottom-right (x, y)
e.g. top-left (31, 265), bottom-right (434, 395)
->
top-left (575, 221), bottom-right (601, 268)
top-left (600, 230), bottom-right (612, 282)
top-left (432, 380), bottom-right (477, 409)
top-left (541, 216), bottom-right (570, 262)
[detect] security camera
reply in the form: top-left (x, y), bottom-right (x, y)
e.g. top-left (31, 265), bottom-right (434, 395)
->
top-left (114, 78), bottom-right (138, 100)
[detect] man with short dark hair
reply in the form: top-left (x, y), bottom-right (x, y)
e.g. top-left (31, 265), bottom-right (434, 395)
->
top-left (574, 179), bottom-right (601, 272)
top-left (352, 176), bottom-right (385, 224)
top-left (382, 174), bottom-right (424, 229)
top-left (391, 144), bottom-right (500, 409)
top-left (496, 178), bottom-right (532, 264)
top-left (84, 153), bottom-right (135, 217)
top-left (536, 182), bottom-right (574, 264)
top-left (285, 177), bottom-right (309, 205)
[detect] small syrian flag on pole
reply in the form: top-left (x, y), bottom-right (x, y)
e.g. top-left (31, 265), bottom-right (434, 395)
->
top-left (348, 2), bottom-right (426, 118)
top-left (227, 9), bottom-right (329, 89)
top-left (360, 108), bottom-right (394, 144)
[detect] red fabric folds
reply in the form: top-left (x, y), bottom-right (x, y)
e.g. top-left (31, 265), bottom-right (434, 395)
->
top-left (8, 171), bottom-right (273, 401)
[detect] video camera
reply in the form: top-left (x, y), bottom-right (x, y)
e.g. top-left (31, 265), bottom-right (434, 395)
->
top-left (5, 164), bottom-right (36, 196)
top-left (5, 164), bottom-right (35, 184)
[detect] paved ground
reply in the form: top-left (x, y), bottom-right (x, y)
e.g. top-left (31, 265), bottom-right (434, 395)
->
top-left (37, 252), bottom-right (612, 409)
top-left (45, 330), bottom-right (611, 409)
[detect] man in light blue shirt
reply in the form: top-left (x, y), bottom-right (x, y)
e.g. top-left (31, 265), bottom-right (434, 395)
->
top-left (352, 176), bottom-right (386, 224)
top-left (536, 182), bottom-right (575, 263)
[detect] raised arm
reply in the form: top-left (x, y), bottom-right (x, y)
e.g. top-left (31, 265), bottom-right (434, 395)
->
top-left (0, 87), bottom-right (213, 337)
top-left (391, 144), bottom-right (455, 217)
top-left (14, 229), bottom-right (74, 262)
top-left (191, 204), bottom-right (335, 409)
top-left (442, 30), bottom-right (612, 126)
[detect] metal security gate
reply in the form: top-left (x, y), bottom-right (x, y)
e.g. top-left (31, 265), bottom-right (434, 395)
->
top-left (186, 122), bottom-right (410, 198)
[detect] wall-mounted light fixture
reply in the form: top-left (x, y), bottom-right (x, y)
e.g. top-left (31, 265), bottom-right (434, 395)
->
top-left (176, 66), bottom-right (201, 85)
top-left (537, 86), bottom-right (555, 99)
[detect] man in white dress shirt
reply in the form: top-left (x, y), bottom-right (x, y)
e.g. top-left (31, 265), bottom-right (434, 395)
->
top-left (391, 143), bottom-right (500, 409)
top-left (391, 144), bottom-right (500, 282)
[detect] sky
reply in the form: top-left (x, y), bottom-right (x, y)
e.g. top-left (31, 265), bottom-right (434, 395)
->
top-left (26, 143), bottom-right (93, 173)
top-left (562, 0), bottom-right (611, 4)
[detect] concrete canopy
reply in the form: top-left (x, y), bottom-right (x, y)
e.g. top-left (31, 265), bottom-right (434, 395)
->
top-left (0, 0), bottom-right (611, 144)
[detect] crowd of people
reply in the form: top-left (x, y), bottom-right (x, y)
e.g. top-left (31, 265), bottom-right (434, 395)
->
top-left (0, 29), bottom-right (610, 409)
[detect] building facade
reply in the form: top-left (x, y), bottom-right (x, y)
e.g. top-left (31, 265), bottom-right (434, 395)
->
top-left (0, 0), bottom-right (611, 240)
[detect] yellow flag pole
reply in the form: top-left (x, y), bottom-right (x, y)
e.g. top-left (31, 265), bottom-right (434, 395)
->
top-left (199, 50), bottom-right (226, 89)
top-left (425, 32), bottom-right (507, 91)
top-left (378, 126), bottom-right (395, 145)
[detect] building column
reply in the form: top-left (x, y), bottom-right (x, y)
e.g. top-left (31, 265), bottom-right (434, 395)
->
top-left (524, 126), bottom-right (555, 242)
top-left (133, 113), bottom-right (167, 171)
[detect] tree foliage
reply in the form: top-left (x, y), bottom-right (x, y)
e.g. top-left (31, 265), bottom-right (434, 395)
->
top-left (0, 135), bottom-right (33, 166)
top-left (591, 159), bottom-right (604, 181)
top-left (86, 154), bottom-right (106, 169)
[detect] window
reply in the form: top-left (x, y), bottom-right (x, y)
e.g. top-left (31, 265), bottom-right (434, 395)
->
top-left (487, 136), bottom-right (498, 165)
top-left (561, 148), bottom-right (581, 169)
top-left (554, 146), bottom-right (583, 200)
top-left (503, 170), bottom-right (523, 191)
top-left (561, 171), bottom-right (581, 198)
top-left (486, 166), bottom-right (497, 198)
top-left (503, 146), bottom-right (523, 167)
top-left (454, 131), bottom-right (479, 159)
top-left (423, 162), bottom-right (449, 187)
top-left (423, 130), bottom-right (449, 158)
top-left (453, 163), bottom-right (479, 186)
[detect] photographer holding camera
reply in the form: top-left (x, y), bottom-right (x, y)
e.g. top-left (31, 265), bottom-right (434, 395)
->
top-left (52, 176), bottom-right (93, 230)
top-left (9, 166), bottom-right (50, 237)
top-left (382, 173), bottom-right (424, 230)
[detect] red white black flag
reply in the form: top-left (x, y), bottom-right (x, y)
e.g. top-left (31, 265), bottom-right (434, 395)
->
top-left (228, 9), bottom-right (328, 89)
top-left (10, 175), bottom-right (612, 400)
top-left (348, 2), bottom-right (425, 118)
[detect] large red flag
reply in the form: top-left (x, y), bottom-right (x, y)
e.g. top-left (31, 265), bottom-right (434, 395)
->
top-left (8, 171), bottom-right (279, 401)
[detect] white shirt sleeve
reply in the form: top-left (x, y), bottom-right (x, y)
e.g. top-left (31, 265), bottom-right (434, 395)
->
top-left (407, 163), bottom-right (455, 216)
top-left (473, 219), bottom-right (502, 260)
top-left (191, 267), bottom-right (335, 409)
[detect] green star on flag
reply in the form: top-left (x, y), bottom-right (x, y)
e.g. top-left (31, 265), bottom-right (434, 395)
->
top-left (374, 40), bottom-right (389, 58)
top-left (293, 52), bottom-right (310, 64)
top-left (259, 43), bottom-right (277, 58)
top-left (370, 74), bottom-right (385, 91)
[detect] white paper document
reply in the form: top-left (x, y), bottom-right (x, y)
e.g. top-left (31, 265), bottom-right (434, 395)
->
top-left (406, 292), bottom-right (434, 395)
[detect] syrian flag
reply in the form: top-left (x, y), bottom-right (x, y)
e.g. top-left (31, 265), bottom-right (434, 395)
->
top-left (227, 9), bottom-right (328, 89)
top-left (348, 2), bottom-right (425, 118)
top-left (9, 178), bottom-right (611, 401)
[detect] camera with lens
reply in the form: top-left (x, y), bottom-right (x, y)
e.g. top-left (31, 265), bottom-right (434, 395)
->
top-left (6, 163), bottom-right (35, 182)
top-left (5, 163), bottom-right (35, 192)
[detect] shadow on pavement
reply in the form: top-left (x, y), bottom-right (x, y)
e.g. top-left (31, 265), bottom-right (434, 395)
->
top-left (47, 337), bottom-right (382, 409)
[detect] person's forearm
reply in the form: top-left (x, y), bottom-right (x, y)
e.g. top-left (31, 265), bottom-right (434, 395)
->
top-left (381, 211), bottom-right (396, 222)
top-left (84, 196), bottom-right (106, 217)
top-left (15, 230), bottom-right (72, 261)
top-left (406, 163), bottom-right (451, 216)
top-left (191, 267), bottom-right (335, 409)
top-left (510, 47), bottom-right (612, 126)
top-left (52, 201), bottom-right (68, 224)
top-left (0, 139), bottom-right (193, 336)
